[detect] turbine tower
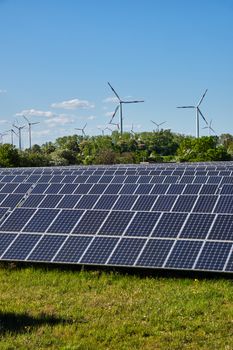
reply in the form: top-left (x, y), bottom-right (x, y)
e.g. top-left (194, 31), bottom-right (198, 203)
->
top-left (13, 123), bottom-right (26, 150)
top-left (23, 115), bottom-right (40, 150)
top-left (75, 123), bottom-right (87, 137)
top-left (177, 89), bottom-right (208, 138)
top-left (107, 82), bottom-right (144, 135)
top-left (6, 129), bottom-right (18, 146)
top-left (151, 120), bottom-right (166, 132)
top-left (0, 132), bottom-right (7, 144)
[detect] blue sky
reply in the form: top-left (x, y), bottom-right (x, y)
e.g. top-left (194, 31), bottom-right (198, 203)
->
top-left (0, 0), bottom-right (233, 147)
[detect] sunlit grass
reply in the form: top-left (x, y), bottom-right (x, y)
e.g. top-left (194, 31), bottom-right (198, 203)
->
top-left (0, 264), bottom-right (233, 349)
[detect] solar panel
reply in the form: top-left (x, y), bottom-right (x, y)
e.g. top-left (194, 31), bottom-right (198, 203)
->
top-left (1, 163), bottom-right (233, 275)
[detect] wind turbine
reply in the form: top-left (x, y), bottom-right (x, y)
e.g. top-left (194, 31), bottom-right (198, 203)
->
top-left (177, 89), bottom-right (208, 138)
top-left (23, 115), bottom-right (40, 150)
top-left (5, 128), bottom-right (18, 145)
top-left (75, 123), bottom-right (87, 137)
top-left (13, 122), bottom-right (26, 150)
top-left (151, 120), bottom-right (166, 132)
top-left (131, 123), bottom-right (136, 136)
top-left (107, 82), bottom-right (144, 135)
top-left (0, 132), bottom-right (7, 144)
top-left (203, 120), bottom-right (217, 136)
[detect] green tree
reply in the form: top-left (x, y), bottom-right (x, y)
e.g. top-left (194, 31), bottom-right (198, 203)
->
top-left (0, 144), bottom-right (20, 167)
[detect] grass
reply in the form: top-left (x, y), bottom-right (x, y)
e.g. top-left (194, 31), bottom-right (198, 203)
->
top-left (0, 264), bottom-right (233, 350)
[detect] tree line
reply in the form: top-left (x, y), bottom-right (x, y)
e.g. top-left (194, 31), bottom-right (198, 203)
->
top-left (0, 130), bottom-right (232, 167)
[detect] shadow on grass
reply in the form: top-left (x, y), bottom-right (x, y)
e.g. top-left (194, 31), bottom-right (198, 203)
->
top-left (0, 311), bottom-right (73, 335)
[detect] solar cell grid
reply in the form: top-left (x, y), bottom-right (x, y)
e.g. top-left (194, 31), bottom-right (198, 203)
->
top-left (108, 237), bottom-right (146, 266)
top-left (27, 235), bottom-right (66, 262)
top-left (47, 209), bottom-right (84, 234)
top-left (180, 213), bottom-right (215, 239)
top-left (38, 194), bottom-right (64, 208)
top-left (53, 235), bottom-right (93, 263)
top-left (112, 195), bottom-right (138, 211)
top-left (183, 184), bottom-right (202, 195)
top-left (137, 239), bottom-right (174, 267)
top-left (152, 212), bottom-right (187, 238)
top-left (88, 184), bottom-right (107, 195)
top-left (165, 240), bottom-right (203, 269)
top-left (214, 196), bottom-right (233, 214)
top-left (59, 183), bottom-right (78, 194)
top-left (134, 184), bottom-right (154, 194)
top-left (0, 183), bottom-right (19, 193)
top-left (99, 210), bottom-right (135, 236)
top-left (73, 183), bottom-right (93, 194)
top-left (172, 195), bottom-right (197, 212)
top-left (195, 241), bottom-right (232, 271)
top-left (0, 233), bottom-right (17, 256)
top-left (80, 236), bottom-right (119, 264)
top-left (193, 195), bottom-right (218, 213)
top-left (125, 211), bottom-right (160, 237)
top-left (208, 215), bottom-right (233, 241)
top-left (75, 195), bottom-right (99, 209)
top-left (132, 195), bottom-right (157, 211)
top-left (0, 208), bottom-right (36, 232)
top-left (23, 208), bottom-right (60, 233)
top-left (2, 234), bottom-right (41, 260)
top-left (104, 184), bottom-right (122, 194)
top-left (151, 195), bottom-right (177, 211)
top-left (0, 194), bottom-right (24, 209)
top-left (72, 210), bottom-right (109, 235)
top-left (56, 195), bottom-right (81, 209)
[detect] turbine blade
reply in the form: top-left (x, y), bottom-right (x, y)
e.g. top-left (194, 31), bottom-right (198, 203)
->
top-left (110, 105), bottom-right (120, 122)
top-left (177, 106), bottom-right (195, 108)
top-left (197, 89), bottom-right (208, 107)
top-left (122, 100), bottom-right (144, 104)
top-left (83, 123), bottom-right (87, 129)
top-left (23, 115), bottom-right (29, 123)
top-left (159, 121), bottom-right (166, 126)
top-left (31, 122), bottom-right (40, 125)
top-left (107, 82), bottom-right (121, 101)
top-left (151, 120), bottom-right (158, 126)
top-left (198, 108), bottom-right (208, 125)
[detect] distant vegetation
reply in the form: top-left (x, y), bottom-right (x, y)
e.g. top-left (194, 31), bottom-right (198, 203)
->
top-left (0, 130), bottom-right (232, 167)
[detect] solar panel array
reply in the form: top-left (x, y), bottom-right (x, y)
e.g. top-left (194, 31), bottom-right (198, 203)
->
top-left (0, 163), bottom-right (233, 274)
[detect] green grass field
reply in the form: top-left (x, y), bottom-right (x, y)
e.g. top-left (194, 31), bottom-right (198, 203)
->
top-left (0, 263), bottom-right (233, 350)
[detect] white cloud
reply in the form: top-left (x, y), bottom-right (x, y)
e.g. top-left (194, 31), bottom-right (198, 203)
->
top-left (103, 96), bottom-right (118, 103)
top-left (31, 130), bottom-right (51, 136)
top-left (45, 115), bottom-right (75, 128)
top-left (0, 89), bottom-right (7, 94)
top-left (87, 115), bottom-right (96, 120)
top-left (16, 109), bottom-right (55, 118)
top-left (0, 119), bottom-right (9, 124)
top-left (51, 98), bottom-right (94, 110)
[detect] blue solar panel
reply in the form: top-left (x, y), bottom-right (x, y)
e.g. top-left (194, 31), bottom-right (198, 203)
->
top-left (0, 183), bottom-right (19, 193)
top-left (172, 195), bottom-right (197, 212)
top-left (119, 184), bottom-right (138, 194)
top-left (199, 184), bottom-right (218, 195)
top-left (75, 195), bottom-right (98, 209)
top-left (151, 195), bottom-right (177, 211)
top-left (132, 195), bottom-right (157, 211)
top-left (44, 183), bottom-right (64, 194)
top-left (47, 209), bottom-right (84, 234)
top-left (0, 208), bottom-right (36, 232)
top-left (214, 196), bottom-right (233, 214)
top-left (59, 183), bottom-right (78, 194)
top-left (88, 184), bottom-right (107, 195)
top-left (99, 211), bottom-right (135, 235)
top-left (137, 239), bottom-right (174, 267)
top-left (31, 183), bottom-right (49, 194)
top-left (104, 184), bottom-right (122, 194)
top-left (152, 212), bottom-right (187, 238)
top-left (183, 184), bottom-right (202, 195)
top-left (166, 184), bottom-right (185, 194)
top-left (53, 235), bottom-right (93, 263)
top-left (13, 183), bottom-right (32, 194)
top-left (0, 194), bottom-right (24, 209)
top-left (112, 195), bottom-right (138, 211)
top-left (150, 184), bottom-right (169, 194)
top-left (2, 234), bottom-right (41, 260)
top-left (38, 194), bottom-right (63, 208)
top-left (93, 195), bottom-right (118, 210)
top-left (80, 236), bottom-right (119, 264)
top-left (180, 213), bottom-right (215, 239)
top-left (23, 209), bottom-right (60, 233)
top-left (134, 184), bottom-right (154, 194)
top-left (27, 235), bottom-right (66, 262)
top-left (72, 210), bottom-right (109, 235)
top-left (165, 240), bottom-right (203, 269)
top-left (21, 194), bottom-right (45, 208)
top-left (0, 233), bottom-right (17, 256)
top-left (56, 195), bottom-right (81, 209)
top-left (193, 195), bottom-right (218, 213)
top-left (208, 215), bottom-right (233, 241)
top-left (108, 238), bottom-right (146, 266)
top-left (86, 175), bottom-right (102, 183)
top-left (125, 212), bottom-right (160, 237)
top-left (195, 242), bottom-right (232, 271)
top-left (73, 183), bottom-right (93, 194)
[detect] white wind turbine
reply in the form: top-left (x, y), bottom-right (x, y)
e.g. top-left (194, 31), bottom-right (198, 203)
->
top-left (151, 120), bottom-right (166, 132)
top-left (13, 122), bottom-right (26, 150)
top-left (107, 82), bottom-right (144, 135)
top-left (177, 89), bottom-right (208, 138)
top-left (203, 120), bottom-right (217, 136)
top-left (75, 123), bottom-right (87, 137)
top-left (6, 128), bottom-right (18, 146)
top-left (23, 115), bottom-right (40, 150)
